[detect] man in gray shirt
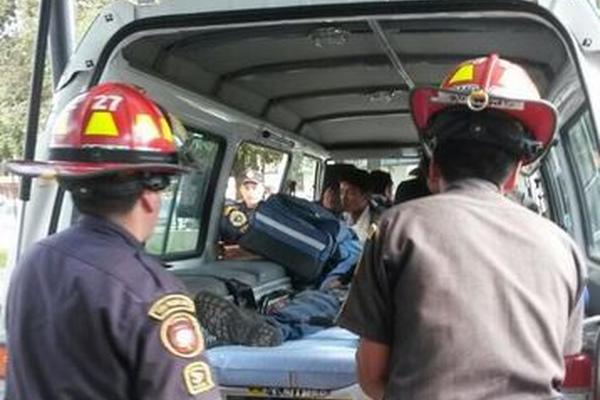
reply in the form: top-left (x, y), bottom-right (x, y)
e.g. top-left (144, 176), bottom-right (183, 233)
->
top-left (338, 54), bottom-right (586, 399)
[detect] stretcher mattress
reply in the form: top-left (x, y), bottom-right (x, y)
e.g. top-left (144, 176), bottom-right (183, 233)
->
top-left (207, 327), bottom-right (358, 390)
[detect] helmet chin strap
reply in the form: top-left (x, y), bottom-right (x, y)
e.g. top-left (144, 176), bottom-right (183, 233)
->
top-left (60, 173), bottom-right (171, 198)
top-left (424, 108), bottom-right (544, 162)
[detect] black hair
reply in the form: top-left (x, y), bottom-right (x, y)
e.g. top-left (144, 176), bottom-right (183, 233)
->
top-left (339, 168), bottom-right (371, 194)
top-left (433, 140), bottom-right (518, 185)
top-left (369, 170), bottom-right (393, 195)
top-left (426, 108), bottom-right (525, 185)
top-left (61, 172), bottom-right (171, 217)
top-left (322, 163), bottom-right (355, 192)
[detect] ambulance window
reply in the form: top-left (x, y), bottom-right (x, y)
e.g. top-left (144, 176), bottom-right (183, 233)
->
top-left (339, 157), bottom-right (419, 188)
top-left (146, 132), bottom-right (222, 257)
top-left (287, 154), bottom-right (319, 200)
top-left (512, 171), bottom-right (548, 217)
top-left (565, 110), bottom-right (600, 259)
top-left (227, 142), bottom-right (289, 202)
top-left (543, 147), bottom-right (574, 235)
top-left (219, 143), bottom-right (288, 248)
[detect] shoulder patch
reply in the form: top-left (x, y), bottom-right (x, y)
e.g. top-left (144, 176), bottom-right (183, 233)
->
top-left (148, 294), bottom-right (196, 321)
top-left (149, 295), bottom-right (205, 359)
top-left (183, 361), bottom-right (215, 395)
top-left (229, 209), bottom-right (248, 228)
top-left (160, 312), bottom-right (204, 358)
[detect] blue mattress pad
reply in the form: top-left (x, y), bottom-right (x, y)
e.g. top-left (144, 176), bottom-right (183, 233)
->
top-left (207, 327), bottom-right (358, 390)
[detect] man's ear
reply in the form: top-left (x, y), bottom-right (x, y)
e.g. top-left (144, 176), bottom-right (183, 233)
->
top-left (139, 190), bottom-right (159, 214)
top-left (502, 161), bottom-right (522, 193)
top-left (427, 156), bottom-right (442, 193)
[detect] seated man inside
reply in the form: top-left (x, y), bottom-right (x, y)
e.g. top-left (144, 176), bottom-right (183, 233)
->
top-left (319, 163), bottom-right (356, 216)
top-left (394, 154), bottom-right (432, 204)
top-left (220, 170), bottom-right (265, 244)
top-left (369, 170), bottom-right (394, 209)
top-left (340, 167), bottom-right (383, 243)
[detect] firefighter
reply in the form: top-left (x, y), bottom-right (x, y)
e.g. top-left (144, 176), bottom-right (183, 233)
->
top-left (338, 54), bottom-right (586, 399)
top-left (220, 170), bottom-right (265, 243)
top-left (5, 83), bottom-right (221, 399)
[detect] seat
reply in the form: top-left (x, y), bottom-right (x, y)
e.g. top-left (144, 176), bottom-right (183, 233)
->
top-left (178, 260), bottom-right (291, 300)
top-left (182, 276), bottom-right (230, 297)
top-left (206, 327), bottom-right (358, 390)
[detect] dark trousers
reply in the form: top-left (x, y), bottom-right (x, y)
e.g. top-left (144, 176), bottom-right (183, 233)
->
top-left (266, 289), bottom-right (344, 340)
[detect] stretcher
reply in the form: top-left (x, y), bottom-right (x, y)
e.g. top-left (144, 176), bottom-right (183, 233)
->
top-left (207, 327), bottom-right (366, 399)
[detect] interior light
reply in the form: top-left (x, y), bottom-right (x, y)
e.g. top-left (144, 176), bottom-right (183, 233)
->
top-left (310, 27), bottom-right (350, 47)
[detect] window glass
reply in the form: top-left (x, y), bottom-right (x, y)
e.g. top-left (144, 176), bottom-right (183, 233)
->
top-left (338, 157), bottom-right (418, 189)
top-left (510, 171), bottom-right (548, 217)
top-left (566, 110), bottom-right (600, 258)
top-left (226, 143), bottom-right (289, 202)
top-left (542, 147), bottom-right (574, 235)
top-left (220, 143), bottom-right (289, 246)
top-left (288, 154), bottom-right (319, 200)
top-left (146, 132), bottom-right (221, 256)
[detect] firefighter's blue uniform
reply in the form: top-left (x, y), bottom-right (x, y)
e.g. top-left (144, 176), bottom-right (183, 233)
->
top-left (220, 200), bottom-right (255, 243)
top-left (6, 215), bottom-right (221, 400)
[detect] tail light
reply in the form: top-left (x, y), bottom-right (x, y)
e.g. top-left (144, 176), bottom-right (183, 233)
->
top-left (0, 343), bottom-right (7, 379)
top-left (562, 353), bottom-right (593, 400)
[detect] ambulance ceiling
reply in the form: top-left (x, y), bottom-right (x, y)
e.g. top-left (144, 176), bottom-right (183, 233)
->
top-left (122, 16), bottom-right (568, 151)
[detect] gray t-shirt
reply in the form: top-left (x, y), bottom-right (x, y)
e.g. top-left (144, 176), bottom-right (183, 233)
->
top-left (338, 179), bottom-right (586, 400)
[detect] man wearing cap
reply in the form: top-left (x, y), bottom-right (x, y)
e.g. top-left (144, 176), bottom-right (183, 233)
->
top-left (338, 54), bottom-right (586, 399)
top-left (220, 170), bottom-right (265, 243)
top-left (5, 83), bottom-right (220, 399)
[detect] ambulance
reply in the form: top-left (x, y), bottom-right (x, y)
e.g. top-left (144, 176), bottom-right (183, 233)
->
top-left (2, 0), bottom-right (600, 398)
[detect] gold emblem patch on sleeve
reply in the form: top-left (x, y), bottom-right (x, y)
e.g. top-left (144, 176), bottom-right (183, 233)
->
top-left (149, 294), bottom-right (205, 358)
top-left (183, 361), bottom-right (215, 395)
top-left (160, 312), bottom-right (204, 358)
top-left (148, 294), bottom-right (196, 320)
top-left (229, 209), bottom-right (248, 228)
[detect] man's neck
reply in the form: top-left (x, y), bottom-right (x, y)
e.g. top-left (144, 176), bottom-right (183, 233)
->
top-left (439, 177), bottom-right (503, 194)
top-left (350, 206), bottom-right (367, 224)
top-left (107, 213), bottom-right (146, 243)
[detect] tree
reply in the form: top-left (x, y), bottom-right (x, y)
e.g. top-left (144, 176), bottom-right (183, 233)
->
top-left (0, 0), bottom-right (112, 162)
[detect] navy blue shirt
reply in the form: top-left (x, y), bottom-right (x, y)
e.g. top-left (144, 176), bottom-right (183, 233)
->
top-left (220, 200), bottom-right (255, 244)
top-left (6, 215), bottom-right (221, 399)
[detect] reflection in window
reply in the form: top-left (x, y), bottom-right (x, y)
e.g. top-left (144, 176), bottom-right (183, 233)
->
top-left (146, 132), bottom-right (221, 256)
top-left (288, 154), bottom-right (319, 200)
top-left (566, 110), bottom-right (600, 258)
top-left (219, 143), bottom-right (289, 246)
top-left (227, 143), bottom-right (289, 203)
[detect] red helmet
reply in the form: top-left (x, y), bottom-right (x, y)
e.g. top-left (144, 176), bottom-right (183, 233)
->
top-left (410, 54), bottom-right (558, 164)
top-left (7, 82), bottom-right (188, 178)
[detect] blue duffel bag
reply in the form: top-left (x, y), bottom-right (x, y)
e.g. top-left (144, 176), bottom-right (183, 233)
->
top-left (239, 194), bottom-right (342, 283)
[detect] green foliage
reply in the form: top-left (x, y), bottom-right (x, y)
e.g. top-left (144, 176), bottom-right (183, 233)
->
top-left (0, 0), bottom-right (112, 162)
top-left (232, 143), bottom-right (285, 183)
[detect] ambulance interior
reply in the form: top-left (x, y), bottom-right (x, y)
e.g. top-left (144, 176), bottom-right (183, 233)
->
top-left (49, 4), bottom-right (600, 398)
